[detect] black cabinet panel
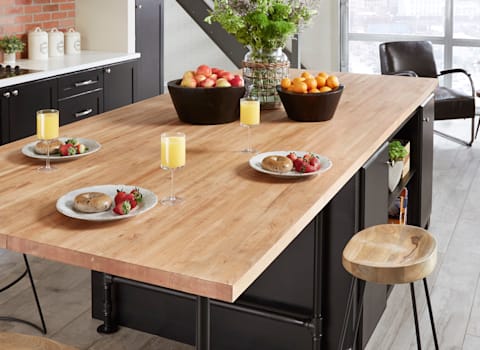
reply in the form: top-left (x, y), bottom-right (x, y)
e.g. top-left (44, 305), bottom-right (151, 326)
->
top-left (58, 69), bottom-right (103, 99)
top-left (1, 79), bottom-right (57, 143)
top-left (58, 90), bottom-right (103, 125)
top-left (104, 61), bottom-right (135, 112)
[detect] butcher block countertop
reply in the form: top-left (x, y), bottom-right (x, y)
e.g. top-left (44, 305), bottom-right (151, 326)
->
top-left (0, 73), bottom-right (437, 302)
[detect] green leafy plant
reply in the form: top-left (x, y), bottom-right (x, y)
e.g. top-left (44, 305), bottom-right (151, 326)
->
top-left (0, 35), bottom-right (25, 54)
top-left (205, 0), bottom-right (319, 52)
top-left (389, 140), bottom-right (408, 163)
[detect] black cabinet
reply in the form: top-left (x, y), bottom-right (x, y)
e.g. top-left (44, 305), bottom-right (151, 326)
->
top-left (135, 0), bottom-right (164, 100)
top-left (419, 94), bottom-right (434, 228)
top-left (103, 61), bottom-right (135, 112)
top-left (0, 78), bottom-right (57, 144)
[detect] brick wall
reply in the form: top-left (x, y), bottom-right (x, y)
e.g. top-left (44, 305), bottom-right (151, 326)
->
top-left (0, 0), bottom-right (75, 60)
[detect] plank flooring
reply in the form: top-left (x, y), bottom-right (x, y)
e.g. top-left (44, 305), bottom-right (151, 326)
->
top-left (1, 119), bottom-right (479, 349)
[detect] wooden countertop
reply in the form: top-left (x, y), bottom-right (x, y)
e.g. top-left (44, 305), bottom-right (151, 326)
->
top-left (0, 73), bottom-right (437, 302)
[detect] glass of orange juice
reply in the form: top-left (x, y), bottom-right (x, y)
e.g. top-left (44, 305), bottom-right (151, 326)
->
top-left (36, 109), bottom-right (59, 172)
top-left (161, 132), bottom-right (186, 206)
top-left (240, 97), bottom-right (260, 153)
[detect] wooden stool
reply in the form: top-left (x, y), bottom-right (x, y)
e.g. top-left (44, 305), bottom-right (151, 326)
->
top-left (341, 224), bottom-right (439, 350)
top-left (0, 332), bottom-right (78, 350)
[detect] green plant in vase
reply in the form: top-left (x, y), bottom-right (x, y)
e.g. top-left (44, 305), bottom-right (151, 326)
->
top-left (206, 0), bottom-right (319, 108)
top-left (0, 35), bottom-right (25, 64)
top-left (389, 140), bottom-right (408, 165)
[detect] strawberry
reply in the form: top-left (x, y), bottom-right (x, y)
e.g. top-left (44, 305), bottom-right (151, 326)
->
top-left (59, 143), bottom-right (76, 156)
top-left (113, 200), bottom-right (131, 215)
top-left (303, 153), bottom-right (312, 162)
top-left (309, 156), bottom-right (321, 171)
top-left (124, 193), bottom-right (137, 209)
top-left (304, 164), bottom-right (316, 173)
top-left (76, 143), bottom-right (87, 154)
top-left (130, 188), bottom-right (143, 203)
top-left (114, 189), bottom-right (129, 205)
top-left (286, 152), bottom-right (297, 162)
top-left (65, 138), bottom-right (79, 146)
top-left (293, 158), bottom-right (306, 172)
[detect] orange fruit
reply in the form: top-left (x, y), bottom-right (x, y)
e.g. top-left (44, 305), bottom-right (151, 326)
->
top-left (292, 77), bottom-right (306, 85)
top-left (281, 77), bottom-right (291, 90)
top-left (305, 78), bottom-right (317, 91)
top-left (301, 71), bottom-right (313, 80)
top-left (287, 85), bottom-right (295, 92)
top-left (326, 75), bottom-right (340, 89)
top-left (292, 81), bottom-right (308, 93)
top-left (309, 88), bottom-right (321, 93)
top-left (319, 86), bottom-right (332, 93)
top-left (315, 76), bottom-right (326, 88)
top-left (317, 71), bottom-right (329, 79)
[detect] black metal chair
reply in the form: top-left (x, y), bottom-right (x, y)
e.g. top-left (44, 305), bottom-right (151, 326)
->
top-left (0, 254), bottom-right (47, 334)
top-left (379, 40), bottom-right (478, 146)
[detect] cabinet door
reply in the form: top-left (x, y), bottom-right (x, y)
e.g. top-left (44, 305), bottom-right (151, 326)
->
top-left (359, 142), bottom-right (389, 349)
top-left (58, 90), bottom-right (103, 126)
top-left (7, 79), bottom-right (57, 143)
top-left (104, 61), bottom-right (135, 112)
top-left (135, 0), bottom-right (164, 101)
top-left (420, 94), bottom-right (434, 228)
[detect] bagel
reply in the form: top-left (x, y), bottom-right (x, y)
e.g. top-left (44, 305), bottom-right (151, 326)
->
top-left (261, 155), bottom-right (293, 173)
top-left (34, 139), bottom-right (63, 155)
top-left (73, 192), bottom-right (113, 213)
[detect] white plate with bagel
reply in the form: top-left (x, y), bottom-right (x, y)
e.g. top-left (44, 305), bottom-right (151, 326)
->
top-left (22, 137), bottom-right (101, 161)
top-left (56, 185), bottom-right (158, 221)
top-left (249, 151), bottom-right (332, 177)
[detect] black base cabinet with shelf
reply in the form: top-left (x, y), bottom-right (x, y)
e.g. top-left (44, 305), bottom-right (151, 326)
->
top-left (91, 96), bottom-right (434, 349)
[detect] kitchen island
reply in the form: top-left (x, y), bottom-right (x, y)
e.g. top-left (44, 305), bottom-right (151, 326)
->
top-left (0, 72), bottom-right (436, 349)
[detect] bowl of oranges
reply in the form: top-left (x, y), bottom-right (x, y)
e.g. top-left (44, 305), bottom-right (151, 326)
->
top-left (277, 71), bottom-right (343, 122)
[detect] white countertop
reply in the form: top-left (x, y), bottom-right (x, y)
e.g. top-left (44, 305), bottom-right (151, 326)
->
top-left (0, 51), bottom-right (140, 88)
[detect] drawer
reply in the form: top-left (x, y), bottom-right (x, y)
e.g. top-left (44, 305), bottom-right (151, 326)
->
top-left (58, 90), bottom-right (103, 125)
top-left (58, 69), bottom-right (103, 99)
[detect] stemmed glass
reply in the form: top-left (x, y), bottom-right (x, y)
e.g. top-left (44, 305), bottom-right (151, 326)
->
top-left (240, 97), bottom-right (260, 153)
top-left (161, 132), bottom-right (186, 206)
top-left (36, 109), bottom-right (59, 172)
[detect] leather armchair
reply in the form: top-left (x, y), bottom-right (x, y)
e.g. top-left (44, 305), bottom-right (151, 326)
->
top-left (379, 41), bottom-right (478, 146)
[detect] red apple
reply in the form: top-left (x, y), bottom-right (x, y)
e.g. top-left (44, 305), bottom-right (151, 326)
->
top-left (195, 74), bottom-right (207, 84)
top-left (182, 70), bottom-right (195, 79)
top-left (229, 75), bottom-right (244, 87)
top-left (196, 64), bottom-right (212, 77)
top-left (220, 71), bottom-right (234, 81)
top-left (215, 78), bottom-right (231, 87)
top-left (180, 77), bottom-right (197, 88)
top-left (212, 67), bottom-right (221, 75)
top-left (199, 78), bottom-right (215, 88)
top-left (210, 73), bottom-right (218, 81)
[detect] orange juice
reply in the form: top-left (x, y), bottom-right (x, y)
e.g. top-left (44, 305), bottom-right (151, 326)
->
top-left (161, 135), bottom-right (186, 169)
top-left (240, 99), bottom-right (260, 126)
top-left (36, 110), bottom-right (59, 140)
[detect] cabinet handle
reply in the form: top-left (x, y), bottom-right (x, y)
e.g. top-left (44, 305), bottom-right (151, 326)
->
top-left (105, 68), bottom-right (111, 74)
top-left (74, 80), bottom-right (97, 87)
top-left (3, 92), bottom-right (10, 98)
top-left (11, 90), bottom-right (18, 96)
top-left (423, 117), bottom-right (430, 122)
top-left (75, 108), bottom-right (93, 118)
top-left (136, 4), bottom-right (143, 9)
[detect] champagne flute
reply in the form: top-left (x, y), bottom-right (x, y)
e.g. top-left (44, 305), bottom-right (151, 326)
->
top-left (161, 132), bottom-right (186, 206)
top-left (240, 97), bottom-right (260, 153)
top-left (36, 109), bottom-right (59, 172)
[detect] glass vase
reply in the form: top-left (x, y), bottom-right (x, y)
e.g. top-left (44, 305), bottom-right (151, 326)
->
top-left (242, 47), bottom-right (290, 109)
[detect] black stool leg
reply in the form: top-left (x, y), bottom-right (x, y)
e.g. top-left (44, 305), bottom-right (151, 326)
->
top-left (410, 282), bottom-right (422, 350)
top-left (23, 254), bottom-right (47, 334)
top-left (423, 278), bottom-right (439, 350)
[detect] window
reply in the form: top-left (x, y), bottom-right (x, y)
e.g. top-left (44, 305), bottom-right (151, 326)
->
top-left (340, 0), bottom-right (480, 91)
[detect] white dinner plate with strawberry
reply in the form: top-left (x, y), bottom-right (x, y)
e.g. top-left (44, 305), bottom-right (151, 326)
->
top-left (249, 151), bottom-right (332, 177)
top-left (56, 185), bottom-right (158, 221)
top-left (22, 137), bottom-right (101, 161)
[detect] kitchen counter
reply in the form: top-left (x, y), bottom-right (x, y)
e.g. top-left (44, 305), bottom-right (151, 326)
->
top-left (0, 51), bottom-right (140, 88)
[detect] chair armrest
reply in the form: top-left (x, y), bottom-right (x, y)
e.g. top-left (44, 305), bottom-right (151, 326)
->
top-left (384, 70), bottom-right (418, 77)
top-left (438, 68), bottom-right (475, 97)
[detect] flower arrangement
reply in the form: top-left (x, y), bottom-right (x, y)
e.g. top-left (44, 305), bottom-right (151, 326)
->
top-left (205, 0), bottom-right (319, 52)
top-left (0, 35), bottom-right (25, 54)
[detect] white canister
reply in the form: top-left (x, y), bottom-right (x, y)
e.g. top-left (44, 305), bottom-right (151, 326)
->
top-left (65, 28), bottom-right (81, 55)
top-left (48, 28), bottom-right (64, 57)
top-left (28, 27), bottom-right (48, 60)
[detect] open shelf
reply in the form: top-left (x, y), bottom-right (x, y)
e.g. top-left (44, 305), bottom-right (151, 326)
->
top-left (388, 169), bottom-right (415, 206)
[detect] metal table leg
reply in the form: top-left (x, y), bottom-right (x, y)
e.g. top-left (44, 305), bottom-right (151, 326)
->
top-left (97, 273), bottom-right (118, 334)
top-left (196, 296), bottom-right (210, 350)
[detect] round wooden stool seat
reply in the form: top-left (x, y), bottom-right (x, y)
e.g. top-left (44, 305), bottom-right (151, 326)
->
top-left (342, 224), bottom-right (437, 285)
top-left (0, 332), bottom-right (78, 350)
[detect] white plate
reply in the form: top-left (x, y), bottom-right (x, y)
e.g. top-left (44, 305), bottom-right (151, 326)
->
top-left (249, 151), bottom-right (332, 177)
top-left (56, 185), bottom-right (158, 221)
top-left (22, 137), bottom-right (101, 161)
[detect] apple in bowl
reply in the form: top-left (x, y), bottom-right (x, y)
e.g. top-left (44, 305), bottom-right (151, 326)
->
top-left (179, 64), bottom-right (244, 88)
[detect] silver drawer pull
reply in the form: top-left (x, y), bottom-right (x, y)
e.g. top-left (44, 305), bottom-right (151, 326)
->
top-left (11, 90), bottom-right (18, 96)
top-left (3, 92), bottom-right (10, 98)
top-left (75, 108), bottom-right (93, 118)
top-left (74, 79), bottom-right (97, 87)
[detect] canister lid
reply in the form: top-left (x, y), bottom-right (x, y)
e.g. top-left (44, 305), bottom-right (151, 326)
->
top-left (29, 27), bottom-right (47, 37)
top-left (65, 28), bottom-right (80, 36)
top-left (48, 28), bottom-right (64, 37)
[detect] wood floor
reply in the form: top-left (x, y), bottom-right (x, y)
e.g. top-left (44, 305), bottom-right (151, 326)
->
top-left (1, 119), bottom-right (479, 349)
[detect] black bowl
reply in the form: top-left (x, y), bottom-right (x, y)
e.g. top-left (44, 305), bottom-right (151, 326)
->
top-left (167, 79), bottom-right (246, 124)
top-left (276, 85), bottom-right (344, 122)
